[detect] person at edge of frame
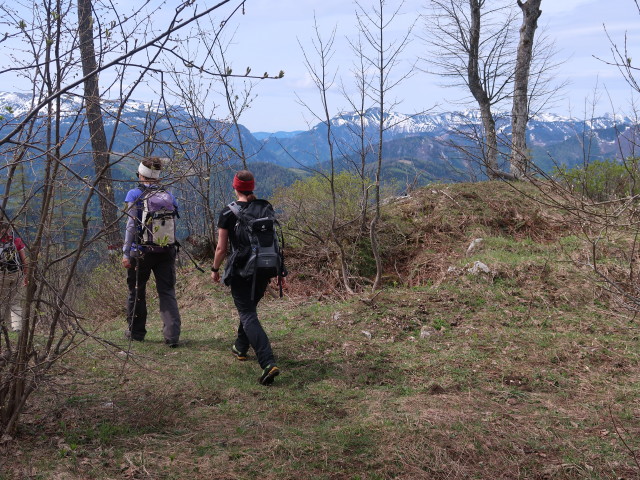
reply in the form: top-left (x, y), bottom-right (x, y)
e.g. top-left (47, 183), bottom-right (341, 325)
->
top-left (0, 215), bottom-right (29, 332)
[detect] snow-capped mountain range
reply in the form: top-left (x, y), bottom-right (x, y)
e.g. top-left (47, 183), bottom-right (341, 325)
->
top-left (0, 91), bottom-right (164, 118)
top-left (318, 107), bottom-right (632, 141)
top-left (257, 107), bottom-right (636, 175)
top-left (0, 92), bottom-right (635, 184)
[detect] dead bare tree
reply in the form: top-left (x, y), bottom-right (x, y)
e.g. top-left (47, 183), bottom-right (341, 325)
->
top-left (354, 0), bottom-right (416, 290)
top-left (287, 1), bottom-right (416, 293)
top-left (342, 32), bottom-right (375, 235)
top-left (296, 18), bottom-right (357, 293)
top-left (425, 0), bottom-right (561, 180)
top-left (0, 0), bottom-right (95, 437)
top-left (425, 0), bottom-right (517, 179)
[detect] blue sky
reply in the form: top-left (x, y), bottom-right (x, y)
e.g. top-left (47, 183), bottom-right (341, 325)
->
top-left (220, 0), bottom-right (640, 132)
top-left (2, 0), bottom-right (638, 133)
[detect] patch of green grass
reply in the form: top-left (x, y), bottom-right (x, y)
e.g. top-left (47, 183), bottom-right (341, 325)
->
top-left (60, 419), bottom-right (154, 449)
top-left (431, 317), bottom-right (448, 330)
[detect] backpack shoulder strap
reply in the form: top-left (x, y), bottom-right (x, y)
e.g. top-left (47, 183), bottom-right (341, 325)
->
top-left (253, 198), bottom-right (273, 210)
top-left (132, 186), bottom-right (150, 213)
top-left (227, 201), bottom-right (242, 217)
top-left (227, 202), bottom-right (249, 238)
top-left (136, 184), bottom-right (150, 199)
top-left (139, 184), bottom-right (167, 200)
top-left (134, 186), bottom-right (156, 231)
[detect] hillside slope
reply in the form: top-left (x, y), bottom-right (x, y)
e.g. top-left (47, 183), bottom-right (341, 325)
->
top-left (1, 181), bottom-right (638, 479)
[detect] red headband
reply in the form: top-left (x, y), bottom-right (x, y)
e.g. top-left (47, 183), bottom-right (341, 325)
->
top-left (233, 175), bottom-right (255, 192)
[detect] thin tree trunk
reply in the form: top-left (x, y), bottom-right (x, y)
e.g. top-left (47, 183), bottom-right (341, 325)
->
top-left (511, 0), bottom-right (542, 178)
top-left (370, 6), bottom-right (385, 292)
top-left (77, 0), bottom-right (120, 247)
top-left (478, 104), bottom-right (499, 178)
top-left (467, 0), bottom-right (500, 178)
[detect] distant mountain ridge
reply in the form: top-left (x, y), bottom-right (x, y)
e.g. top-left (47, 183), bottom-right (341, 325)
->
top-left (0, 92), bottom-right (635, 186)
top-left (252, 130), bottom-right (305, 140)
top-left (257, 107), bottom-right (636, 180)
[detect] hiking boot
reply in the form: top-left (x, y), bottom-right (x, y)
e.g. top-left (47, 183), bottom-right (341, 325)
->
top-left (165, 338), bottom-right (179, 348)
top-left (124, 330), bottom-right (144, 342)
top-left (231, 344), bottom-right (248, 361)
top-left (258, 364), bottom-right (280, 386)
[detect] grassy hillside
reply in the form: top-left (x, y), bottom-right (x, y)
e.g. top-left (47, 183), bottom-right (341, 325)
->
top-left (1, 182), bottom-right (638, 479)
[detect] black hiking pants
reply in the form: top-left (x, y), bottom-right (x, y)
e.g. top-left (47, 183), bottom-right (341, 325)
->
top-left (230, 275), bottom-right (275, 369)
top-left (126, 247), bottom-right (181, 343)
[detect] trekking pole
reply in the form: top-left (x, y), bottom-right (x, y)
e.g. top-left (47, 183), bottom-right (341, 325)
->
top-left (127, 254), bottom-right (140, 347)
top-left (177, 242), bottom-right (205, 273)
top-left (279, 231), bottom-right (286, 299)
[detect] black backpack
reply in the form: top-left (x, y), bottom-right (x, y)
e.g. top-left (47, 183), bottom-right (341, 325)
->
top-left (0, 236), bottom-right (21, 273)
top-left (225, 199), bottom-right (286, 298)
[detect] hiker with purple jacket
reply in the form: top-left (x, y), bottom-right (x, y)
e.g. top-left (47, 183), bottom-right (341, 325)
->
top-left (122, 157), bottom-right (182, 347)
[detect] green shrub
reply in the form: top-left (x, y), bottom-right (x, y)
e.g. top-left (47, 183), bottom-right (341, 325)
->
top-left (273, 171), bottom-right (366, 243)
top-left (273, 171), bottom-right (382, 285)
top-left (352, 237), bottom-right (377, 278)
top-left (554, 158), bottom-right (640, 201)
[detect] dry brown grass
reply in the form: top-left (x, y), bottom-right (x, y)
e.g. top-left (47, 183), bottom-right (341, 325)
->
top-left (1, 181), bottom-right (639, 479)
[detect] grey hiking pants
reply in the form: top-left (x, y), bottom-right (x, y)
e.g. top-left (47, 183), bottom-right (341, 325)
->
top-left (230, 275), bottom-right (275, 369)
top-left (126, 247), bottom-right (181, 343)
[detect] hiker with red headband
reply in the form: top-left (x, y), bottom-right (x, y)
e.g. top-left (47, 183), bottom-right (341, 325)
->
top-left (211, 170), bottom-right (287, 386)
